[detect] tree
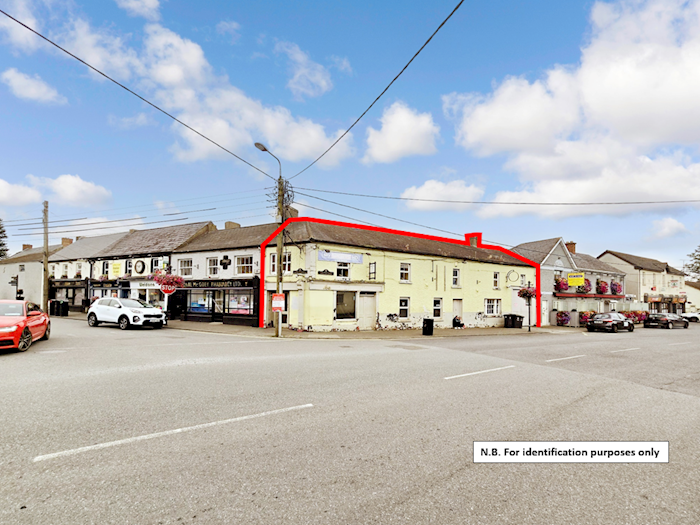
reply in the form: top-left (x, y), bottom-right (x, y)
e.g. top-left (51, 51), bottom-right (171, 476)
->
top-left (0, 219), bottom-right (7, 259)
top-left (685, 246), bottom-right (700, 281)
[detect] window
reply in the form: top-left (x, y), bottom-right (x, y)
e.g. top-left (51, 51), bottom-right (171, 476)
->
top-left (125, 260), bottom-right (133, 275)
top-left (151, 258), bottom-right (160, 273)
top-left (337, 262), bottom-right (350, 280)
top-left (399, 297), bottom-right (409, 318)
top-left (433, 298), bottom-right (442, 318)
top-left (493, 272), bottom-right (500, 289)
top-left (179, 259), bottom-right (193, 276)
top-left (485, 298), bottom-right (501, 315)
top-left (452, 269), bottom-right (460, 287)
top-left (270, 252), bottom-right (291, 274)
top-left (62, 264), bottom-right (68, 277)
top-left (400, 263), bottom-right (411, 282)
top-left (336, 292), bottom-right (356, 319)
top-left (208, 258), bottom-right (219, 276)
top-left (236, 256), bottom-right (254, 275)
top-left (369, 262), bottom-right (376, 280)
top-left (19, 264), bottom-right (25, 272)
top-left (521, 274), bottom-right (526, 286)
top-left (76, 263), bottom-right (82, 272)
top-left (102, 261), bottom-right (109, 276)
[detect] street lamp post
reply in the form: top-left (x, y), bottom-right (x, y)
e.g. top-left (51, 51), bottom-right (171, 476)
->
top-left (527, 281), bottom-right (532, 332)
top-left (255, 142), bottom-right (284, 338)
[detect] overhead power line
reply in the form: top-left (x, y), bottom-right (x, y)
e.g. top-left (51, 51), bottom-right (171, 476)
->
top-left (0, 8), bottom-right (273, 181)
top-left (289, 0), bottom-right (465, 180)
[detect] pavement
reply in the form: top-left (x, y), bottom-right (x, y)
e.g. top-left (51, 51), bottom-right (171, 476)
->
top-left (61, 310), bottom-right (586, 339)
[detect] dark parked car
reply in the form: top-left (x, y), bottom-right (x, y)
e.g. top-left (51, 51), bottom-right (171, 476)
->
top-left (643, 313), bottom-right (689, 329)
top-left (587, 312), bottom-right (634, 333)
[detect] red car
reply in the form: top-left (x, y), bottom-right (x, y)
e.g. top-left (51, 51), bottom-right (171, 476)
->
top-left (0, 300), bottom-right (51, 352)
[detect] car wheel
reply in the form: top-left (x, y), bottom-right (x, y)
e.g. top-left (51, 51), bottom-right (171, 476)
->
top-left (118, 316), bottom-right (130, 330)
top-left (628, 323), bottom-right (634, 332)
top-left (684, 323), bottom-right (689, 329)
top-left (154, 322), bottom-right (163, 329)
top-left (40, 322), bottom-right (51, 340)
top-left (17, 328), bottom-right (32, 352)
top-left (88, 313), bottom-right (99, 327)
top-left (667, 322), bottom-right (673, 329)
top-left (612, 324), bottom-right (618, 333)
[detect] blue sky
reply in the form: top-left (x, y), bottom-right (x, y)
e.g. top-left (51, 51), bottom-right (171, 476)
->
top-left (1, 0), bottom-right (699, 269)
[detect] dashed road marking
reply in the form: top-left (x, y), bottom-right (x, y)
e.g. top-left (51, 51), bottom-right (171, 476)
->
top-left (610, 348), bottom-right (640, 353)
top-left (669, 342), bottom-right (692, 346)
top-left (445, 365), bottom-right (515, 380)
top-left (545, 355), bottom-right (586, 362)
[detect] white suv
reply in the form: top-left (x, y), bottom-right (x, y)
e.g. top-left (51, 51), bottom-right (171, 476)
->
top-left (87, 298), bottom-right (166, 330)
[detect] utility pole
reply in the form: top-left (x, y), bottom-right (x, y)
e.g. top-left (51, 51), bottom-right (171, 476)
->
top-left (42, 200), bottom-right (49, 312)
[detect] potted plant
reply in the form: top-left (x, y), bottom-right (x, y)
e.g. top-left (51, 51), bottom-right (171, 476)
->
top-left (517, 286), bottom-right (537, 301)
top-left (610, 281), bottom-right (622, 295)
top-left (153, 269), bottom-right (185, 288)
top-left (554, 277), bottom-right (569, 292)
top-left (556, 311), bottom-right (571, 326)
top-left (577, 279), bottom-right (592, 294)
top-left (596, 280), bottom-right (609, 294)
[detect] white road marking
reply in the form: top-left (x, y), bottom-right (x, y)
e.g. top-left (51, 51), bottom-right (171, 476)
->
top-left (445, 365), bottom-right (515, 380)
top-left (38, 350), bottom-right (67, 354)
top-left (610, 348), bottom-right (640, 353)
top-left (545, 355), bottom-right (586, 362)
top-left (33, 403), bottom-right (314, 463)
top-left (669, 342), bottom-right (692, 346)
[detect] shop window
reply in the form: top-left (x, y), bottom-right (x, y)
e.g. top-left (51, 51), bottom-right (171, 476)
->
top-left (399, 297), bottom-right (409, 318)
top-left (179, 259), bottom-right (193, 276)
top-left (369, 262), bottom-right (376, 280)
top-left (236, 256), bottom-right (253, 275)
top-left (452, 269), bottom-right (460, 287)
top-left (336, 292), bottom-right (356, 320)
top-left (208, 258), bottom-right (219, 276)
top-left (433, 298), bottom-right (442, 318)
top-left (189, 290), bottom-right (208, 312)
top-left (493, 272), bottom-right (500, 289)
top-left (485, 298), bottom-right (501, 315)
top-left (400, 263), bottom-right (411, 282)
top-left (227, 291), bottom-right (254, 314)
top-left (337, 262), bottom-right (350, 280)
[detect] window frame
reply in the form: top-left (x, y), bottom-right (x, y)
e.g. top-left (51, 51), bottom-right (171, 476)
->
top-left (400, 263), bottom-right (411, 283)
top-left (125, 260), bottom-right (133, 275)
top-left (452, 268), bottom-right (460, 288)
top-left (208, 257), bottom-right (220, 276)
top-left (102, 261), bottom-right (109, 276)
top-left (335, 291), bottom-right (356, 320)
top-left (151, 258), bottom-right (160, 274)
top-left (336, 262), bottom-right (350, 280)
top-left (433, 298), bottom-right (442, 319)
top-left (484, 298), bottom-right (502, 315)
top-left (399, 297), bottom-right (410, 319)
top-left (235, 256), bottom-right (253, 275)
top-left (270, 252), bottom-right (291, 274)
top-left (179, 259), bottom-right (193, 277)
top-left (493, 272), bottom-right (500, 290)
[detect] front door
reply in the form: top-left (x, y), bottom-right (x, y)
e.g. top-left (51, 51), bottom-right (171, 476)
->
top-left (212, 290), bottom-right (224, 322)
top-left (453, 299), bottom-right (463, 320)
top-left (358, 292), bottom-right (376, 330)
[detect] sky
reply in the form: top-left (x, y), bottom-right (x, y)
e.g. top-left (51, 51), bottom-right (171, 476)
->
top-left (0, 0), bottom-right (699, 270)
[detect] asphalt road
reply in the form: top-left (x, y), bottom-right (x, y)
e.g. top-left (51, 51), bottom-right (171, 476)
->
top-left (1, 319), bottom-right (699, 524)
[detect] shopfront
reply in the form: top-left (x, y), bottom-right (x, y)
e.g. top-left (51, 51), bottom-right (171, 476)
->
top-left (645, 294), bottom-right (685, 314)
top-left (170, 278), bottom-right (259, 326)
top-left (89, 279), bottom-right (131, 301)
top-left (129, 279), bottom-right (166, 309)
top-left (50, 279), bottom-right (89, 312)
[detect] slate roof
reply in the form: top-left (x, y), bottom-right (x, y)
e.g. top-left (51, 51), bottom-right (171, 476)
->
top-left (571, 253), bottom-right (624, 275)
top-left (1, 245), bottom-right (64, 264)
top-left (686, 281), bottom-right (700, 292)
top-left (49, 232), bottom-right (129, 262)
top-left (598, 250), bottom-right (685, 276)
top-left (175, 223), bottom-right (279, 253)
top-left (284, 222), bottom-right (531, 267)
top-left (93, 222), bottom-right (213, 258)
top-left (512, 238), bottom-right (560, 265)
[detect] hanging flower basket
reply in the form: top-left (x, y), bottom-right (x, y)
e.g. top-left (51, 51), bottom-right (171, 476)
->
top-left (98, 274), bottom-right (109, 282)
top-left (610, 281), bottom-right (622, 295)
top-left (557, 311), bottom-right (571, 326)
top-left (153, 269), bottom-right (184, 288)
top-left (577, 278), bottom-right (592, 294)
top-left (518, 286), bottom-right (537, 300)
top-left (596, 280), bottom-right (609, 294)
top-left (554, 277), bottom-right (569, 292)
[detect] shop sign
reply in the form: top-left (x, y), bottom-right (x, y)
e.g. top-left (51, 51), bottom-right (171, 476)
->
top-left (112, 263), bottom-right (122, 276)
top-left (132, 281), bottom-right (160, 289)
top-left (182, 279), bottom-right (257, 289)
top-left (567, 273), bottom-right (585, 287)
top-left (318, 251), bottom-right (363, 264)
top-left (272, 293), bottom-right (285, 312)
top-left (160, 284), bottom-right (177, 295)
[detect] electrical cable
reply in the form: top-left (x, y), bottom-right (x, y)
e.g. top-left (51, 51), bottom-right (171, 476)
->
top-left (0, 8), bottom-right (273, 181)
top-left (289, 0), bottom-right (465, 180)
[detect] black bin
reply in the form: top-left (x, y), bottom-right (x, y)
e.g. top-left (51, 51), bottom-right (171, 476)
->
top-left (60, 301), bottom-right (69, 317)
top-left (513, 315), bottom-right (524, 329)
top-left (422, 318), bottom-right (434, 336)
top-left (504, 314), bottom-right (514, 328)
top-left (49, 300), bottom-right (58, 316)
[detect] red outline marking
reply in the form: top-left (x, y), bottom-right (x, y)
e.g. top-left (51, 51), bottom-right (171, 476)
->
top-left (258, 218), bottom-right (541, 328)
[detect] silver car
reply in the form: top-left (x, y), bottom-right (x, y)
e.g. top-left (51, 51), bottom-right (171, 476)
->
top-left (87, 298), bottom-right (166, 330)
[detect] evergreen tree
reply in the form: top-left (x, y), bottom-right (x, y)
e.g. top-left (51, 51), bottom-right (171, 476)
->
top-left (0, 218), bottom-right (7, 259)
top-left (685, 245), bottom-right (700, 281)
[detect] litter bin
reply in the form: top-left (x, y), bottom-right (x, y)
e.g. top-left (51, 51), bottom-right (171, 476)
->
top-left (422, 318), bottom-right (434, 336)
top-left (49, 300), bottom-right (58, 316)
top-left (513, 315), bottom-right (524, 329)
top-left (504, 314), bottom-right (514, 328)
top-left (60, 300), bottom-right (69, 317)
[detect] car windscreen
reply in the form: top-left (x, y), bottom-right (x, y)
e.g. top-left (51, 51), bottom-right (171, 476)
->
top-left (119, 299), bottom-right (149, 308)
top-left (0, 303), bottom-right (24, 316)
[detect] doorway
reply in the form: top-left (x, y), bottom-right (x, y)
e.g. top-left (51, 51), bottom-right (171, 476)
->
top-left (453, 299), bottom-right (463, 321)
top-left (358, 292), bottom-right (376, 330)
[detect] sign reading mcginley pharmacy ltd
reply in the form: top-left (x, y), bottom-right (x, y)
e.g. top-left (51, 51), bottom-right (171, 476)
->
top-left (318, 251), bottom-right (363, 264)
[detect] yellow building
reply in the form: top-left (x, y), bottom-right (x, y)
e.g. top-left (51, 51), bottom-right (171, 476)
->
top-left (262, 221), bottom-right (537, 331)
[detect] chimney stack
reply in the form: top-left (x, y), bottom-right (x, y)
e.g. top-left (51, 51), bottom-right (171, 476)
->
top-left (61, 237), bottom-right (73, 247)
top-left (22, 244), bottom-right (33, 251)
top-left (225, 221), bottom-right (240, 230)
top-left (565, 241), bottom-right (576, 254)
top-left (287, 207), bottom-right (299, 219)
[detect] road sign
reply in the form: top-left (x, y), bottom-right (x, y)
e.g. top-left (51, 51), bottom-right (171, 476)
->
top-left (160, 284), bottom-right (177, 295)
top-left (272, 293), bottom-right (285, 312)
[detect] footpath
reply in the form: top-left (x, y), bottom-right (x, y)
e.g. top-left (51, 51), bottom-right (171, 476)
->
top-left (61, 311), bottom-right (586, 339)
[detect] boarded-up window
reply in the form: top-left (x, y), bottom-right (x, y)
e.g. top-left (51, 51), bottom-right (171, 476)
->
top-left (336, 292), bottom-right (356, 319)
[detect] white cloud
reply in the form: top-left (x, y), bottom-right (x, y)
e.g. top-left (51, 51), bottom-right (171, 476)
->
top-left (216, 20), bottom-right (241, 44)
top-left (115, 0), bottom-right (160, 21)
top-left (0, 0), bottom-right (43, 52)
top-left (650, 217), bottom-right (689, 239)
top-left (363, 102), bottom-right (440, 164)
top-left (108, 112), bottom-right (154, 129)
top-left (27, 174), bottom-right (112, 206)
top-left (445, 0), bottom-right (700, 218)
top-left (0, 178), bottom-right (42, 206)
top-left (401, 180), bottom-right (485, 211)
top-left (330, 55), bottom-right (352, 75)
top-left (1, 68), bottom-right (67, 104)
top-left (274, 41), bottom-right (333, 99)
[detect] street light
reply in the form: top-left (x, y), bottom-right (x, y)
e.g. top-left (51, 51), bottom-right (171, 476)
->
top-left (255, 142), bottom-right (284, 337)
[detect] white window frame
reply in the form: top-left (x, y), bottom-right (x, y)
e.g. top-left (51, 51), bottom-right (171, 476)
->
top-left (484, 298), bottom-right (501, 315)
top-left (493, 272), bottom-right (500, 290)
top-left (179, 259), bottom-right (193, 277)
top-left (235, 256), bottom-right (253, 275)
top-left (125, 260), bottom-right (133, 275)
top-left (452, 268), bottom-right (460, 287)
top-left (270, 252), bottom-right (291, 274)
top-left (521, 274), bottom-right (526, 286)
top-left (433, 298), bottom-right (442, 319)
top-left (208, 257), bottom-right (220, 276)
top-left (151, 258), bottom-right (160, 274)
top-left (102, 261), bottom-right (109, 276)
top-left (336, 262), bottom-right (350, 280)
top-left (400, 263), bottom-right (411, 283)
top-left (399, 297), bottom-right (410, 319)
